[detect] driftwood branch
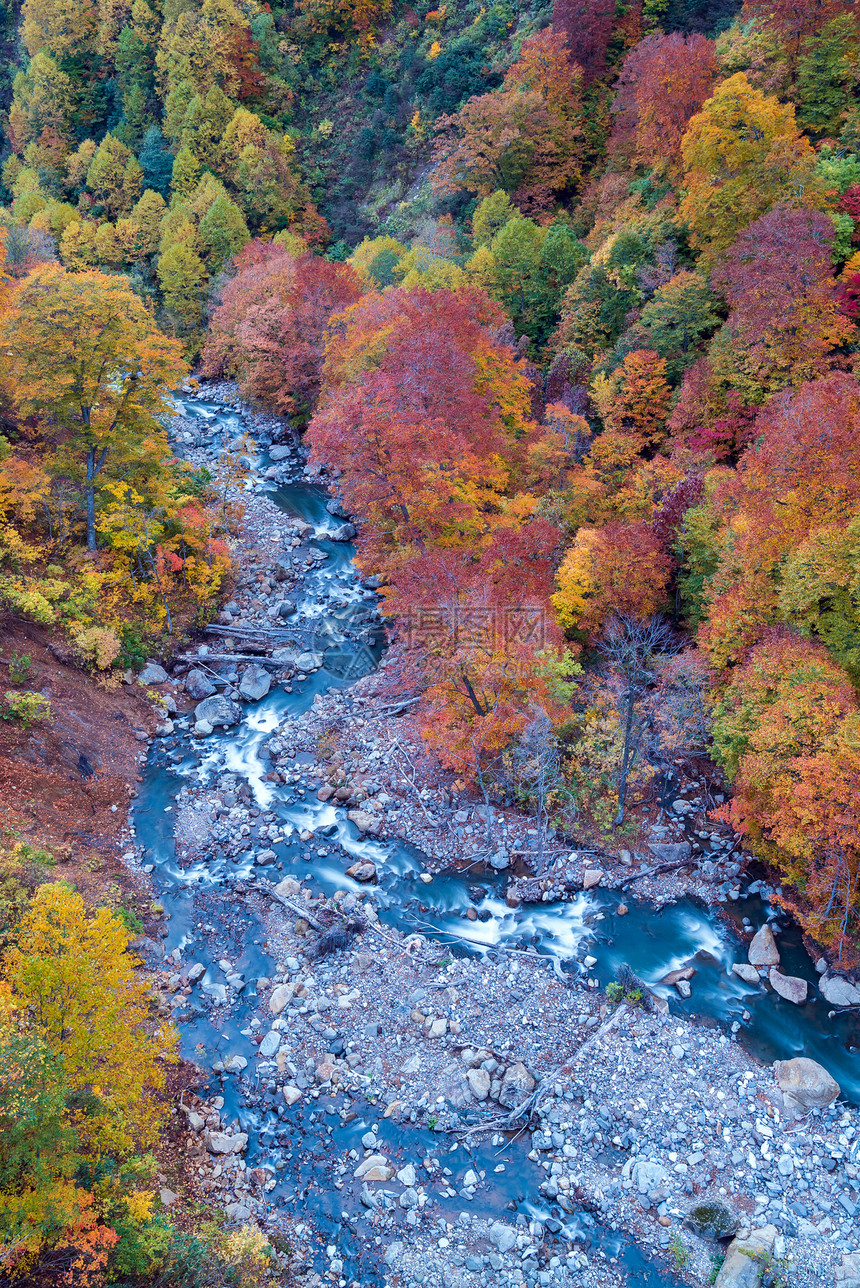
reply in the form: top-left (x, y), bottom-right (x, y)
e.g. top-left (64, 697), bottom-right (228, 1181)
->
top-left (620, 857), bottom-right (696, 889)
top-left (370, 696), bottom-right (422, 717)
top-left (457, 1005), bottom-right (629, 1139)
top-left (177, 652), bottom-right (290, 668)
top-left (392, 742), bottom-right (443, 831)
top-left (204, 624), bottom-right (313, 642)
top-left (247, 880), bottom-right (326, 931)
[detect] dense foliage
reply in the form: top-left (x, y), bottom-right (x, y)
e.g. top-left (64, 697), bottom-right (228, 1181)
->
top-left (2, 7), bottom-right (860, 1263)
top-left (195, 0), bottom-right (860, 963)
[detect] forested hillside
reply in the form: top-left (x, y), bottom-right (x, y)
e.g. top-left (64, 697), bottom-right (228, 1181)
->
top-left (2, 0), bottom-right (860, 1281)
top-left (4, 0), bottom-right (860, 964)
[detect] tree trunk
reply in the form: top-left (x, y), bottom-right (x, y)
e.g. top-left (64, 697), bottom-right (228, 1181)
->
top-left (86, 447), bottom-right (97, 552)
top-left (614, 687), bottom-right (637, 828)
top-left (85, 443), bottom-right (108, 553)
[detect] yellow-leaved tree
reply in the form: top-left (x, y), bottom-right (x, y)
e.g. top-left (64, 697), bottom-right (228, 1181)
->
top-left (3, 883), bottom-right (178, 1156)
top-left (2, 264), bottom-right (187, 552)
top-left (679, 72), bottom-right (822, 263)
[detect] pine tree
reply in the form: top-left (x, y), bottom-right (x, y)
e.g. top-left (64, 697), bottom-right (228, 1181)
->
top-left (137, 126), bottom-right (173, 198)
top-left (157, 239), bottom-right (205, 331)
top-left (198, 192), bottom-right (249, 273)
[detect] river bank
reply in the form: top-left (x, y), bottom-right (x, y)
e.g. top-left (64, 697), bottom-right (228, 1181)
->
top-left (125, 384), bottom-right (860, 1288)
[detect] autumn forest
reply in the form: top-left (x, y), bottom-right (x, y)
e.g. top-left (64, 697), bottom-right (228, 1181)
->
top-left (1, 0), bottom-right (860, 1281)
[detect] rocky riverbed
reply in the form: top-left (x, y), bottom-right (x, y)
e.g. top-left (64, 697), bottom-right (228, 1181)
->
top-left (122, 384), bottom-right (860, 1288)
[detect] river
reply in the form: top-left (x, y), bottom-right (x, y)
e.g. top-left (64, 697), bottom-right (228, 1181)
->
top-left (132, 393), bottom-right (860, 1286)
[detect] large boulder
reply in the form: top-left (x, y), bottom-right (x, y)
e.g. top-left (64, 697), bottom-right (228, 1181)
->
top-left (139, 662), bottom-right (168, 684)
top-left (837, 1252), bottom-right (860, 1288)
top-left (269, 445), bottom-right (291, 461)
top-left (648, 841), bottom-right (691, 863)
top-left (820, 974), bottom-right (860, 1007)
top-left (347, 810), bottom-right (379, 834)
top-left (295, 651), bottom-right (324, 672)
top-left (345, 859), bottom-right (377, 881)
top-left (497, 1062), bottom-right (536, 1108)
top-left (684, 1200), bottom-right (739, 1240)
top-left (329, 523), bottom-right (356, 542)
top-left (238, 663), bottom-right (271, 701)
top-left (354, 1153), bottom-right (393, 1181)
top-left (731, 963), bottom-right (761, 984)
top-left (769, 968), bottom-right (807, 1004)
top-left (773, 1056), bottom-right (840, 1114)
top-left (194, 694), bottom-right (241, 727)
top-left (467, 1068), bottom-right (491, 1101)
top-left (269, 982), bottom-right (296, 1015)
top-left (205, 1130), bottom-right (248, 1155)
top-left (488, 1222), bottom-right (517, 1254)
top-left (748, 924), bottom-right (780, 967)
top-left (714, 1226), bottom-right (777, 1288)
top-left (185, 668), bottom-right (216, 700)
top-left (630, 1159), bottom-right (669, 1195)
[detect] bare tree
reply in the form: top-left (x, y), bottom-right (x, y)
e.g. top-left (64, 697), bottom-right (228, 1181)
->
top-left (655, 653), bottom-right (712, 757)
top-left (823, 854), bottom-right (856, 965)
top-left (598, 614), bottom-right (678, 828)
top-left (510, 705), bottom-right (565, 873)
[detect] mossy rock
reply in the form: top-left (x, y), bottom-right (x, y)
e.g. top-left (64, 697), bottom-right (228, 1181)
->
top-left (684, 1200), bottom-right (739, 1240)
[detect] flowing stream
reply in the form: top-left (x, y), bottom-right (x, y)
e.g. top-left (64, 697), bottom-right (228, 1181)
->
top-left (133, 395), bottom-right (860, 1286)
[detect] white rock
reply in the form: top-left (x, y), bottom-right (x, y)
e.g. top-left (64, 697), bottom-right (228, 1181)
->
top-left (768, 968), bottom-right (807, 1004)
top-left (488, 1221), bottom-right (517, 1253)
top-left (206, 1130), bottom-right (248, 1155)
top-left (467, 1068), bottom-right (491, 1100)
top-left (354, 1153), bottom-right (389, 1179)
top-left (269, 982), bottom-right (296, 1015)
top-left (819, 974), bottom-right (860, 1007)
top-left (748, 924), bottom-right (780, 967)
top-left (258, 1030), bottom-right (280, 1058)
top-left (282, 1085), bottom-right (302, 1106)
top-left (631, 1159), bottom-right (669, 1195)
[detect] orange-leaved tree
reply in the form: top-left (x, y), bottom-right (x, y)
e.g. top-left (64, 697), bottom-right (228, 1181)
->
top-left (203, 244), bottom-right (362, 424)
top-left (694, 375), bottom-right (860, 668)
top-left (552, 520), bottom-right (672, 639)
top-left (432, 30), bottom-right (584, 212)
top-left (711, 631), bottom-right (860, 961)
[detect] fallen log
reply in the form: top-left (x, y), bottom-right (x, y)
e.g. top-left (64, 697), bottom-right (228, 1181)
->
top-left (246, 880), bottom-right (326, 931)
top-left (177, 652), bottom-right (290, 668)
top-left (620, 856), bottom-right (696, 889)
top-left (204, 624), bottom-right (308, 640)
